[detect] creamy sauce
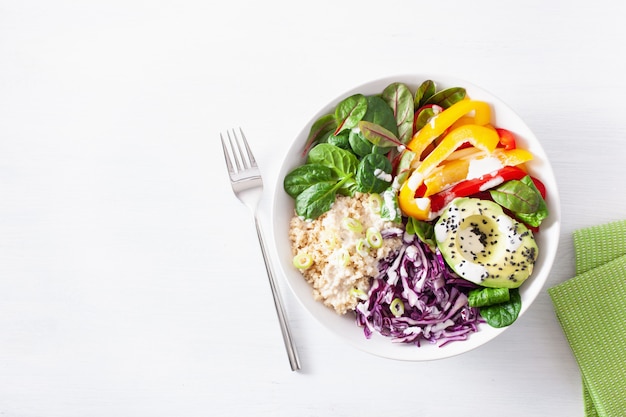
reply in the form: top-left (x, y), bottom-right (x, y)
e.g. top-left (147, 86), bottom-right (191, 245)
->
top-left (374, 168), bottom-right (392, 182)
top-left (498, 214), bottom-right (523, 252)
top-left (415, 197), bottom-right (430, 210)
top-left (467, 156), bottom-right (503, 180)
top-left (382, 189), bottom-right (401, 220)
top-left (479, 176), bottom-right (504, 192)
top-left (456, 260), bottom-right (489, 282)
top-left (407, 171), bottom-right (424, 190)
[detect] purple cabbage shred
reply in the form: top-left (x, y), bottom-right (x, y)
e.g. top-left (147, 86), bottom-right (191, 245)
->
top-left (355, 231), bottom-right (484, 347)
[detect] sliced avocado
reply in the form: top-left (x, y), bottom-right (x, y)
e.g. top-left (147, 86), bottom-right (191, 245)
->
top-left (434, 197), bottom-right (538, 288)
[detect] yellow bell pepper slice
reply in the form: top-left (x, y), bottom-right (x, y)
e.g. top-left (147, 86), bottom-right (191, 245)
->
top-left (422, 147), bottom-right (534, 197)
top-left (423, 159), bottom-right (470, 197)
top-left (443, 145), bottom-right (483, 161)
top-left (491, 148), bottom-right (534, 167)
top-left (411, 124), bottom-right (499, 183)
top-left (398, 180), bottom-right (432, 220)
top-left (449, 115), bottom-right (482, 131)
top-left (407, 100), bottom-right (492, 158)
top-left (399, 124), bottom-right (499, 220)
top-left (419, 116), bottom-right (484, 158)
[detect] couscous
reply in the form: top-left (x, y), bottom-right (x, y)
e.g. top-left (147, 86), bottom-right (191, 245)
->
top-left (289, 193), bottom-right (404, 314)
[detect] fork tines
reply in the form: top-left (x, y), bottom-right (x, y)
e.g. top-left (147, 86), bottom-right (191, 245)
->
top-left (220, 128), bottom-right (257, 174)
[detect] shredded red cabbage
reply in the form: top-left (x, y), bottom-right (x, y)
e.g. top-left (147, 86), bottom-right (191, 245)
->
top-left (355, 231), bottom-right (483, 347)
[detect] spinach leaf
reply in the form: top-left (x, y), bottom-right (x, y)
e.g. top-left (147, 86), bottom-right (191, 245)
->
top-left (424, 87), bottom-right (467, 108)
top-left (489, 179), bottom-right (540, 213)
top-left (414, 106), bottom-right (440, 131)
top-left (307, 143), bottom-right (359, 179)
top-left (334, 94), bottom-right (368, 134)
top-left (362, 95), bottom-right (399, 137)
top-left (295, 182), bottom-right (339, 220)
top-left (394, 149), bottom-right (417, 185)
top-left (327, 131), bottom-right (351, 150)
top-left (283, 164), bottom-right (335, 198)
top-left (382, 82), bottom-right (415, 144)
top-left (515, 176), bottom-right (549, 227)
top-left (357, 121), bottom-right (402, 150)
top-left (405, 217), bottom-right (437, 251)
top-left (349, 129), bottom-right (374, 158)
top-left (356, 153), bottom-right (392, 194)
top-left (303, 114), bottom-right (337, 156)
top-left (490, 175), bottom-right (549, 227)
top-left (336, 180), bottom-right (358, 197)
top-left (479, 288), bottom-right (522, 328)
top-left (468, 287), bottom-right (510, 308)
top-left (287, 142), bottom-right (362, 220)
top-left (415, 80), bottom-right (436, 108)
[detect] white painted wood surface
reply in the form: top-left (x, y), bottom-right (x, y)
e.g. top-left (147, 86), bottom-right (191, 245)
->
top-left (2, 1), bottom-right (625, 415)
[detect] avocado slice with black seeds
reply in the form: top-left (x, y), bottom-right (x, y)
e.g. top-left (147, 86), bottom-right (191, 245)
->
top-left (434, 197), bottom-right (538, 288)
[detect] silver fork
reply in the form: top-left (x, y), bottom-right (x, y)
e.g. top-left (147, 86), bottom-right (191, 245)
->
top-left (220, 128), bottom-right (301, 371)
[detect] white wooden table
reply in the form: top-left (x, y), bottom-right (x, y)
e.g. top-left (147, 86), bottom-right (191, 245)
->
top-left (2, 1), bottom-right (624, 415)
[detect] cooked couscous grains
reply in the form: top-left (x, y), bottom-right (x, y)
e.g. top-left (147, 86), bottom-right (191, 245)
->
top-left (289, 193), bottom-right (403, 314)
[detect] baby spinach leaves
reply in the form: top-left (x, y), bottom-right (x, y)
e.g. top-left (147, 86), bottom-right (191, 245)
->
top-left (478, 288), bottom-right (522, 328)
top-left (424, 87), bottom-right (466, 108)
top-left (467, 287), bottom-right (521, 328)
top-left (307, 143), bottom-right (359, 179)
top-left (295, 179), bottom-right (347, 220)
top-left (327, 131), bottom-right (351, 150)
top-left (302, 114), bottom-right (337, 156)
top-left (349, 129), bottom-right (376, 158)
top-left (287, 144), bottom-right (359, 219)
top-left (414, 106), bottom-right (441, 131)
top-left (288, 80), bottom-right (467, 220)
top-left (286, 141), bottom-right (394, 219)
top-left (362, 95), bottom-right (399, 138)
top-left (302, 80), bottom-right (462, 156)
top-left (358, 121), bottom-right (403, 150)
top-left (414, 79), bottom-right (466, 110)
top-left (468, 287), bottom-right (511, 308)
top-left (283, 164), bottom-right (335, 198)
top-left (356, 153), bottom-right (392, 194)
top-left (405, 217), bottom-right (437, 251)
top-left (413, 80), bottom-right (467, 131)
top-left (415, 80), bottom-right (436, 108)
top-left (382, 82), bottom-right (414, 144)
top-left (490, 175), bottom-right (549, 227)
top-left (334, 94), bottom-right (368, 135)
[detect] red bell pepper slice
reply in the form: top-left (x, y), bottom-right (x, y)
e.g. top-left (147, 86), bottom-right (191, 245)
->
top-left (495, 128), bottom-right (516, 150)
top-left (429, 166), bottom-right (528, 213)
top-left (530, 176), bottom-right (547, 199)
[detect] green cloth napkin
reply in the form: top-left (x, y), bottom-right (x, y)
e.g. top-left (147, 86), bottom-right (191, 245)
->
top-left (548, 220), bottom-right (626, 417)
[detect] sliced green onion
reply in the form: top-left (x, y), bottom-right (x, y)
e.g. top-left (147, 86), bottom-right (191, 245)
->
top-left (368, 193), bottom-right (383, 214)
top-left (389, 297), bottom-right (405, 317)
top-left (342, 217), bottom-right (363, 233)
top-left (335, 248), bottom-right (350, 266)
top-left (366, 227), bottom-right (383, 249)
top-left (292, 253), bottom-right (313, 270)
top-left (355, 238), bottom-right (369, 257)
top-left (350, 287), bottom-right (369, 301)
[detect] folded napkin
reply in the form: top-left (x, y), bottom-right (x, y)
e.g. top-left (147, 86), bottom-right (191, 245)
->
top-left (548, 220), bottom-right (626, 417)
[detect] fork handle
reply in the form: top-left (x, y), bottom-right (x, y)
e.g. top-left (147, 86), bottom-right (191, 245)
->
top-left (254, 215), bottom-right (302, 371)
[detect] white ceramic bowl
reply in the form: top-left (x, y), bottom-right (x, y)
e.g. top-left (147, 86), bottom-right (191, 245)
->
top-left (272, 74), bottom-right (561, 361)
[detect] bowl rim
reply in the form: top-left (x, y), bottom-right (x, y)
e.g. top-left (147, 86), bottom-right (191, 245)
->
top-left (271, 73), bottom-right (561, 361)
